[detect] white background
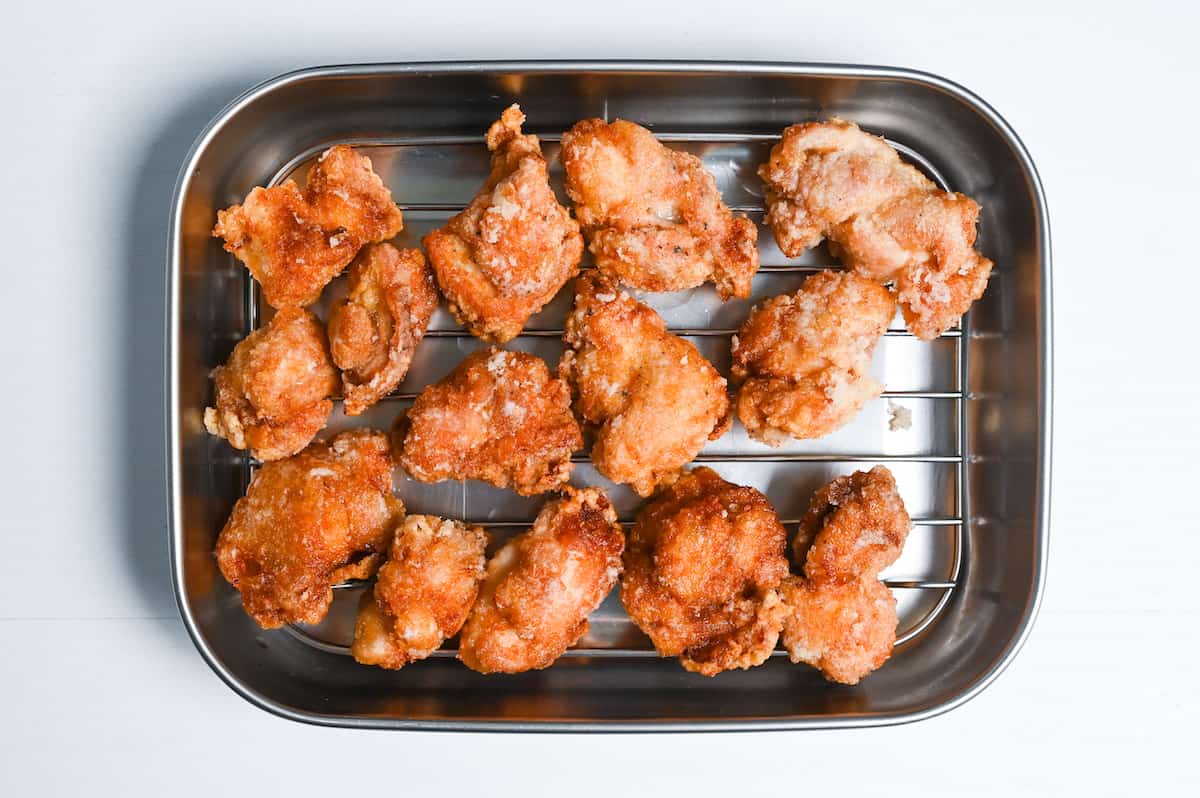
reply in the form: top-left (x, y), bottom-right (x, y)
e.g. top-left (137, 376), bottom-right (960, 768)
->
top-left (2, 1), bottom-right (1197, 795)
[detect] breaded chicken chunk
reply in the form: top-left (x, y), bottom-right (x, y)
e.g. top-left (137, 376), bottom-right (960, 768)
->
top-left (778, 578), bottom-right (898, 686)
top-left (561, 119), bottom-right (759, 299)
top-left (458, 487), bottom-right (624, 673)
top-left (791, 464), bottom-right (912, 583)
top-left (559, 273), bottom-right (730, 497)
top-left (204, 307), bottom-right (337, 461)
top-left (327, 244), bottom-right (437, 415)
top-left (213, 145), bottom-right (404, 308)
top-left (215, 430), bottom-right (402, 629)
top-left (424, 105), bottom-right (583, 342)
top-left (392, 348), bottom-right (582, 496)
top-left (780, 466), bottom-right (912, 684)
top-left (351, 515), bottom-right (488, 670)
top-left (759, 119), bottom-right (992, 339)
top-left (621, 468), bottom-right (790, 675)
top-left (730, 271), bottom-right (894, 445)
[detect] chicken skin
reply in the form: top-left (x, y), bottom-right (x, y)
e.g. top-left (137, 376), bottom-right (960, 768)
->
top-left (559, 273), bottom-right (730, 497)
top-left (215, 430), bottom-right (402, 629)
top-left (759, 119), bottom-right (992, 339)
top-left (392, 348), bottom-right (582, 496)
top-left (351, 515), bottom-right (488, 670)
top-left (424, 105), bottom-right (583, 342)
top-left (731, 271), bottom-right (894, 445)
top-left (458, 487), bottom-right (624, 673)
top-left (204, 307), bottom-right (337, 461)
top-left (780, 466), bottom-right (912, 684)
top-left (561, 119), bottom-right (759, 299)
top-left (327, 244), bottom-right (438, 415)
top-left (213, 145), bottom-right (404, 308)
top-left (621, 468), bottom-right (790, 676)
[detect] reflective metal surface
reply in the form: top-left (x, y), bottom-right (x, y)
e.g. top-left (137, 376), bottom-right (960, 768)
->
top-left (167, 61), bottom-right (1052, 730)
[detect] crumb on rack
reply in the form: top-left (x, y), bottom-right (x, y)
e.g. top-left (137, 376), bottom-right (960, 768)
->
top-left (887, 401), bottom-right (912, 431)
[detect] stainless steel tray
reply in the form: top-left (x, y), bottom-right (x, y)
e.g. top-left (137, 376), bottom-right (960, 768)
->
top-left (167, 61), bottom-right (1052, 731)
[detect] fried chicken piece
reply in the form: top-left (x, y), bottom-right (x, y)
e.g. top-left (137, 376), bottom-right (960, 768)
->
top-left (215, 430), bottom-right (402, 629)
top-left (559, 273), bottom-right (730, 497)
top-left (621, 468), bottom-right (789, 675)
top-left (392, 348), bottom-right (581, 496)
top-left (780, 466), bottom-right (912, 684)
top-left (778, 578), bottom-right (898, 686)
top-left (792, 465), bottom-right (912, 583)
top-left (458, 487), bottom-right (624, 673)
top-left (351, 515), bottom-right (488, 670)
top-left (759, 119), bottom-right (993, 339)
top-left (203, 307), bottom-right (337, 461)
top-left (213, 145), bottom-right (404, 308)
top-left (327, 244), bottom-right (438, 415)
top-left (423, 105), bottom-right (583, 342)
top-left (730, 271), bottom-right (894, 445)
top-left (561, 118), bottom-right (759, 299)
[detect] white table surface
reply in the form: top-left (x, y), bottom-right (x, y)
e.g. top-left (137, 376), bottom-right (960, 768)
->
top-left (2, 1), bottom-right (1197, 794)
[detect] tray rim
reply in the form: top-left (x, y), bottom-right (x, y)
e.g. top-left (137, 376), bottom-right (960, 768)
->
top-left (166, 59), bottom-right (1053, 732)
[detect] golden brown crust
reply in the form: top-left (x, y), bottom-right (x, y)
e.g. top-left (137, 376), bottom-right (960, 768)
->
top-left (203, 307), bottom-right (337, 461)
top-left (758, 119), bottom-right (992, 339)
top-left (327, 244), bottom-right (438, 415)
top-left (560, 273), bottom-right (730, 497)
top-left (730, 271), bottom-right (894, 444)
top-left (423, 105), bottom-right (582, 342)
top-left (792, 465), bottom-right (912, 584)
top-left (780, 466), bottom-right (912, 684)
top-left (213, 145), bottom-right (404, 309)
top-left (778, 576), bottom-right (897, 685)
top-left (215, 430), bottom-right (402, 629)
top-left (393, 348), bottom-right (582, 496)
top-left (620, 468), bottom-right (790, 676)
top-left (561, 118), bottom-right (758, 299)
top-left (351, 515), bottom-right (488, 670)
top-left (458, 488), bottom-right (625, 673)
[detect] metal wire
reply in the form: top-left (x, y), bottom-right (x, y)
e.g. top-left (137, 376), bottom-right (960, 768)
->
top-left (421, 326), bottom-right (961, 338)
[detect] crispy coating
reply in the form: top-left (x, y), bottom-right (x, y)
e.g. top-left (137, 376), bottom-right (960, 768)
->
top-left (792, 465), bottom-right (912, 584)
top-left (351, 515), bottom-right (488, 670)
top-left (327, 244), bottom-right (438, 415)
top-left (781, 466), bottom-right (912, 684)
top-left (561, 118), bottom-right (759, 299)
top-left (203, 307), bottom-right (337, 461)
top-left (393, 348), bottom-right (581, 496)
top-left (621, 468), bottom-right (790, 675)
top-left (213, 145), bottom-right (404, 308)
top-left (215, 430), bottom-right (402, 629)
top-left (759, 119), bottom-right (992, 339)
top-left (424, 105), bottom-right (583, 342)
top-left (458, 487), bottom-right (625, 673)
top-left (560, 273), bottom-right (730, 497)
top-left (778, 577), bottom-right (898, 686)
top-left (730, 271), bottom-right (894, 445)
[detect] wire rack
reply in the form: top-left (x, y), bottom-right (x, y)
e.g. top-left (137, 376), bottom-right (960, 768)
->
top-left (235, 128), bottom-right (968, 658)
